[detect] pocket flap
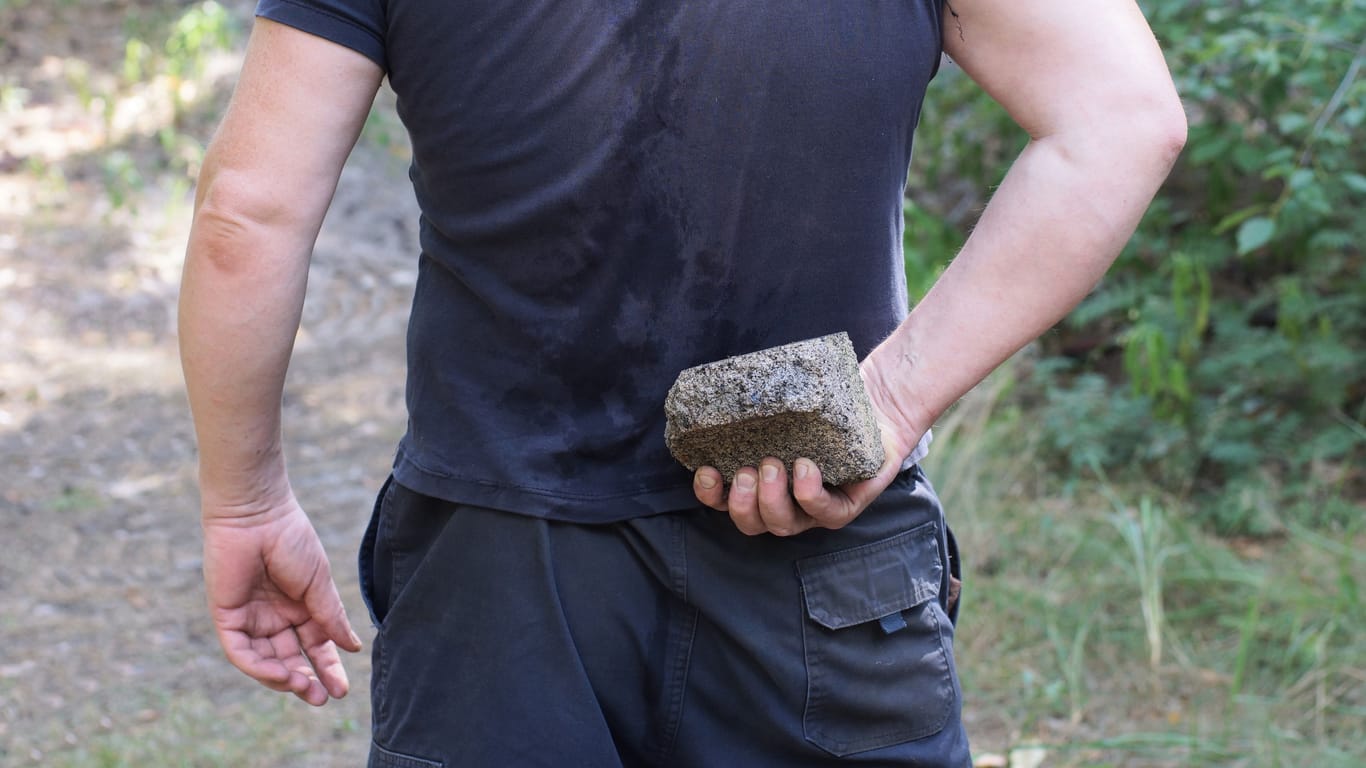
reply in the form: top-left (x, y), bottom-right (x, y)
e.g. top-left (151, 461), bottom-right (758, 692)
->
top-left (797, 521), bottom-right (943, 630)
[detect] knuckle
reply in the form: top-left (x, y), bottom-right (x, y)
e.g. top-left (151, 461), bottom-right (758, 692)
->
top-left (805, 504), bottom-right (843, 525)
top-left (694, 491), bottom-right (724, 511)
top-left (816, 507), bottom-right (856, 530)
top-left (729, 510), bottom-right (760, 534)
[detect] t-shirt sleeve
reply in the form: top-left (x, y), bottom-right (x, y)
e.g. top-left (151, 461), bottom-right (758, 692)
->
top-left (255, 0), bottom-right (387, 71)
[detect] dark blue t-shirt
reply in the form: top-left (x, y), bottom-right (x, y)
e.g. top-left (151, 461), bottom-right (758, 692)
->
top-left (257, 0), bottom-right (944, 522)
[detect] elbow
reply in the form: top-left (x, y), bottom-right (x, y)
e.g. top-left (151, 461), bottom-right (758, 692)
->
top-left (1041, 88), bottom-right (1188, 180)
top-left (188, 170), bottom-right (306, 275)
top-left (194, 167), bottom-right (290, 233)
top-left (1127, 85), bottom-right (1188, 176)
top-left (189, 184), bottom-right (269, 276)
top-left (1077, 93), bottom-right (1187, 186)
top-left (1149, 95), bottom-right (1188, 172)
top-left (1089, 96), bottom-right (1186, 213)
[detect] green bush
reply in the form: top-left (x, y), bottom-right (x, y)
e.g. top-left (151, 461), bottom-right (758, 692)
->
top-left (906, 0), bottom-right (1366, 532)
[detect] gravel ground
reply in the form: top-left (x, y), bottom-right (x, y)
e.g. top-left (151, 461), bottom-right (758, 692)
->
top-left (0, 6), bottom-right (420, 759)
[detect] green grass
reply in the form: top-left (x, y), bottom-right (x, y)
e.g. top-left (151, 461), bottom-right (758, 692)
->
top-left (39, 691), bottom-right (367, 768)
top-left (926, 362), bottom-right (1366, 767)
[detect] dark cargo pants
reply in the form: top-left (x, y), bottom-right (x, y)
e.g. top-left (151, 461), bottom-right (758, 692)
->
top-left (359, 467), bottom-right (969, 767)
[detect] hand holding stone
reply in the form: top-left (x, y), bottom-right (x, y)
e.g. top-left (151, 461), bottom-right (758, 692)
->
top-left (667, 333), bottom-right (900, 535)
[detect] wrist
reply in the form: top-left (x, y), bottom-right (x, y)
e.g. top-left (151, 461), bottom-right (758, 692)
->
top-left (197, 450), bottom-right (294, 521)
top-left (860, 347), bottom-right (934, 462)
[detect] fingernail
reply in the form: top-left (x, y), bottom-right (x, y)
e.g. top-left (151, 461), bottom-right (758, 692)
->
top-left (794, 460), bottom-right (809, 480)
top-left (697, 473), bottom-right (717, 490)
top-left (761, 463), bottom-right (778, 483)
top-left (350, 630), bottom-right (362, 648)
top-left (736, 472), bottom-right (756, 491)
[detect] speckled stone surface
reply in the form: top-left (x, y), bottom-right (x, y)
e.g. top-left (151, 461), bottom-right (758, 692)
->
top-left (663, 332), bottom-right (884, 486)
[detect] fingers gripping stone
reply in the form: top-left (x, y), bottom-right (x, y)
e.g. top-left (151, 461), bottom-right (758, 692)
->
top-left (664, 333), bottom-right (884, 486)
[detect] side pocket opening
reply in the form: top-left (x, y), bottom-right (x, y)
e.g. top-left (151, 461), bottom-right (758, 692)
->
top-left (358, 475), bottom-right (398, 628)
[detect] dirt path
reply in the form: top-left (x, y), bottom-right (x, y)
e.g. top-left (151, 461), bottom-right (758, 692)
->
top-left (0, 4), bottom-right (420, 760)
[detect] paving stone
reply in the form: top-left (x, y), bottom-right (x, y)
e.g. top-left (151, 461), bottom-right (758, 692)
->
top-left (664, 332), bottom-right (884, 486)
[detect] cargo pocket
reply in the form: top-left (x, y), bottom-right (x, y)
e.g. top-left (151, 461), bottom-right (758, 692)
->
top-left (368, 741), bottom-right (442, 768)
top-left (797, 519), bottom-right (957, 757)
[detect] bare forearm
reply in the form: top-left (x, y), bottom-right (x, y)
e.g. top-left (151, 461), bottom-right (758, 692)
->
top-left (865, 123), bottom-right (1184, 448)
top-left (179, 194), bottom-right (315, 509)
top-left (176, 18), bottom-right (381, 513)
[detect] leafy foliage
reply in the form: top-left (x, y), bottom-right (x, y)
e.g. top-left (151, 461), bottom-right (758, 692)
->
top-left (906, 0), bottom-right (1366, 532)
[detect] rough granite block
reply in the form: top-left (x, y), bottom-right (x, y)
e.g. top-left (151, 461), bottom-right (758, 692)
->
top-left (663, 332), bottom-right (884, 486)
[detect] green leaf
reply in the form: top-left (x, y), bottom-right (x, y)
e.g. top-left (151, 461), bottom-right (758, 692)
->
top-left (1344, 173), bottom-right (1366, 195)
top-left (1276, 113), bottom-right (1309, 134)
top-left (1213, 206), bottom-right (1266, 235)
top-left (1288, 168), bottom-right (1316, 191)
top-left (1232, 142), bottom-right (1268, 173)
top-left (1236, 217), bottom-right (1276, 255)
top-left (1188, 133), bottom-right (1232, 165)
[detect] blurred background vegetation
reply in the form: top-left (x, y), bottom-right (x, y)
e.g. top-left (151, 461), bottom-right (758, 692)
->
top-left (911, 0), bottom-right (1365, 537)
top-left (907, 0), bottom-right (1366, 535)
top-left (909, 1), bottom-right (1365, 764)
top-left (0, 0), bottom-right (1361, 766)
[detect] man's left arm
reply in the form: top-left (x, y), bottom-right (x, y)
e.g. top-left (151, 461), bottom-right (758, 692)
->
top-left (694, 0), bottom-right (1187, 535)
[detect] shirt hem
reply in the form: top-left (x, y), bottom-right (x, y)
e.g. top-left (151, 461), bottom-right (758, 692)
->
top-left (391, 451), bottom-right (701, 523)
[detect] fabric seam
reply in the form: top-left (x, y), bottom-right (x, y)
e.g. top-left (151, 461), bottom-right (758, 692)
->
top-left (261, 0), bottom-right (384, 53)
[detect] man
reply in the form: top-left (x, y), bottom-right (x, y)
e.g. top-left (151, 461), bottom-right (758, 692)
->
top-left (180, 0), bottom-right (1184, 765)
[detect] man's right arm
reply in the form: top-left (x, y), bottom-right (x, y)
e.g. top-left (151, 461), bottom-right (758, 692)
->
top-left (180, 17), bottom-right (382, 704)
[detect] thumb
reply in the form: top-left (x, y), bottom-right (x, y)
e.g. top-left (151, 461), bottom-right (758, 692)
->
top-left (304, 565), bottom-right (363, 653)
